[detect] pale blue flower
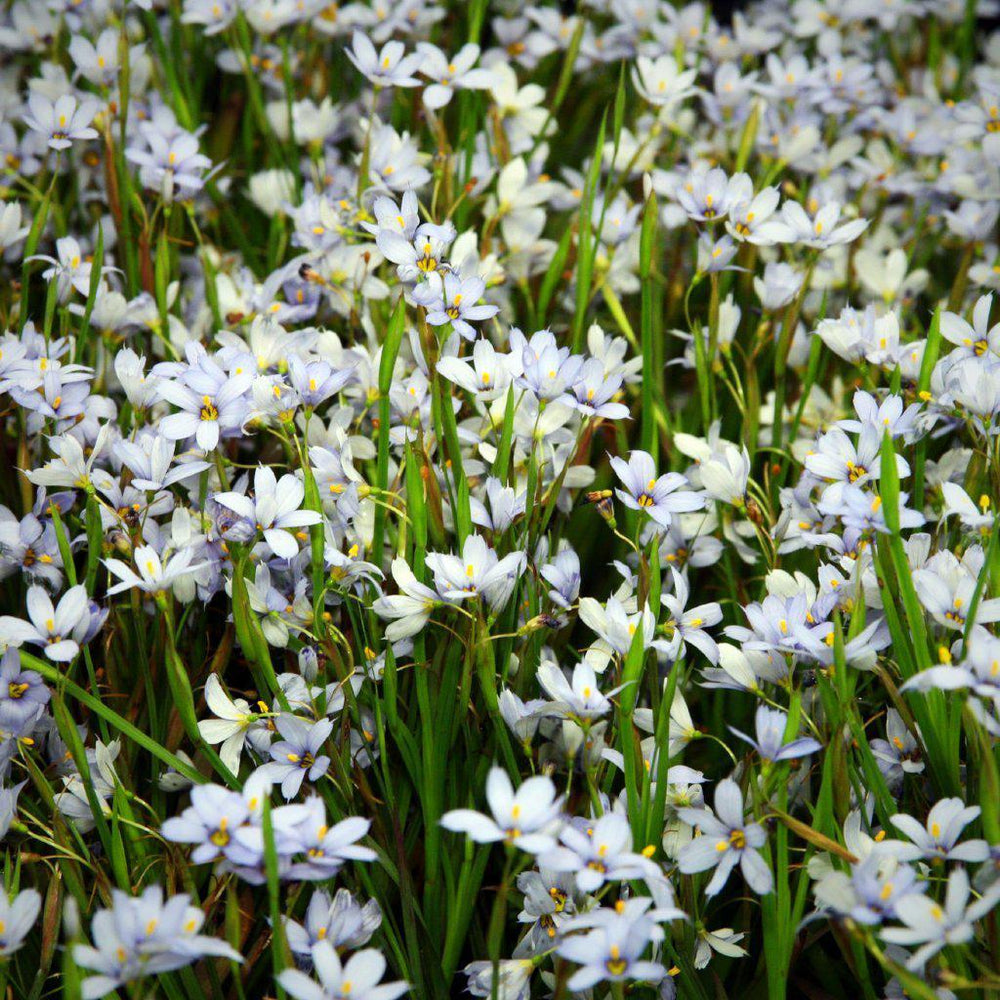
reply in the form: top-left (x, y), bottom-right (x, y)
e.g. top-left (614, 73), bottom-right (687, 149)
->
top-left (259, 714), bottom-right (333, 799)
top-left (881, 868), bottom-right (1000, 970)
top-left (677, 779), bottom-right (773, 896)
top-left (611, 450), bottom-right (704, 529)
top-left (74, 885), bottom-right (241, 999)
top-left (540, 812), bottom-right (658, 892)
top-left (161, 783), bottom-right (251, 864)
top-left (728, 705), bottom-right (822, 763)
top-left (0, 646), bottom-right (49, 731)
top-left (416, 272), bottom-right (498, 340)
top-left (557, 898), bottom-right (671, 991)
top-left (283, 889), bottom-right (381, 956)
top-left (887, 798), bottom-right (990, 863)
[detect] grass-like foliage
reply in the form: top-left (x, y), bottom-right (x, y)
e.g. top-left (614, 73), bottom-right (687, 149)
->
top-left (1, 1), bottom-right (1000, 999)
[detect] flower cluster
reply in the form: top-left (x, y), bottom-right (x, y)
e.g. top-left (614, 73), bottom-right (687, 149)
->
top-left (1, 1), bottom-right (1000, 999)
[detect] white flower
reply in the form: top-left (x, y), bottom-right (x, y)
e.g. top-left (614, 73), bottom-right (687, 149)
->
top-left (103, 545), bottom-right (207, 597)
top-left (69, 27), bottom-right (139, 87)
top-left (698, 443), bottom-right (751, 506)
top-left (0, 584), bottom-right (91, 662)
top-left (632, 55), bottom-right (697, 108)
top-left (464, 959), bottom-right (533, 1000)
top-left (346, 31), bottom-right (421, 88)
top-left (114, 349), bottom-right (160, 409)
top-left (197, 674), bottom-right (255, 774)
top-left (695, 927), bottom-right (747, 969)
top-left (436, 338), bottom-right (513, 398)
top-left (490, 64), bottom-right (548, 151)
top-left (372, 558), bottom-right (440, 641)
top-left (23, 92), bottom-right (99, 150)
top-left (489, 158), bottom-right (553, 250)
top-left (115, 434), bottom-right (208, 491)
top-left (441, 766), bottom-right (562, 853)
top-left (417, 42), bottom-right (494, 109)
top-left (941, 293), bottom-right (999, 360)
top-left (853, 246), bottom-right (928, 303)
top-left (540, 812), bottom-right (658, 893)
top-left (557, 899), bottom-right (669, 991)
top-left (536, 659), bottom-right (620, 719)
top-left (940, 483), bottom-right (993, 533)
top-left (248, 169), bottom-right (296, 216)
top-left (426, 534), bottom-right (525, 611)
top-left (0, 888), bottom-right (42, 957)
top-left (213, 465), bottom-right (322, 560)
top-left (0, 202), bottom-right (29, 256)
top-left (886, 798), bottom-right (989, 863)
top-left (765, 200), bottom-right (869, 249)
top-left (279, 942), bottom-right (407, 1000)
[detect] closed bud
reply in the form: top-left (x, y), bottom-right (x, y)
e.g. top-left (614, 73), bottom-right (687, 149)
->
top-left (299, 645), bottom-right (319, 681)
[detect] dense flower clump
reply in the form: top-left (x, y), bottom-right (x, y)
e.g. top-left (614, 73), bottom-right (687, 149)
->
top-left (2, 0), bottom-right (1000, 998)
